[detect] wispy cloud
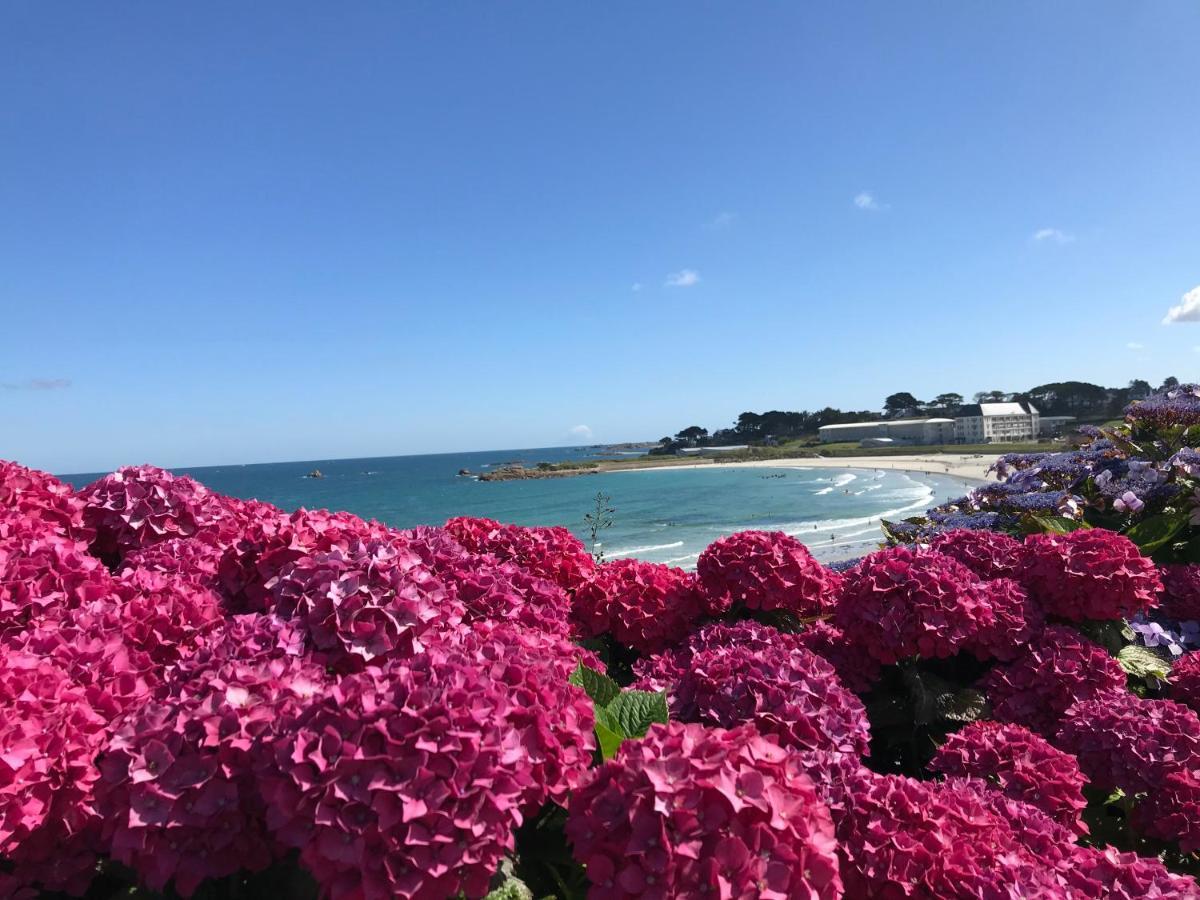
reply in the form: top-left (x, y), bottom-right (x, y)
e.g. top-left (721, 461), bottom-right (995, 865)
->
top-left (854, 191), bottom-right (886, 211)
top-left (1127, 342), bottom-right (1145, 351)
top-left (2, 377), bottom-right (71, 391)
top-left (568, 424), bottom-right (593, 441)
top-left (1163, 285), bottom-right (1200, 324)
top-left (706, 211), bottom-right (737, 229)
top-left (1032, 228), bottom-right (1075, 244)
top-left (631, 282), bottom-right (642, 292)
top-left (665, 268), bottom-right (701, 288)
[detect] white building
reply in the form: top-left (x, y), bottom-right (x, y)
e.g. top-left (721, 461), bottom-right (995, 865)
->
top-left (953, 402), bottom-right (1040, 443)
top-left (817, 403), bottom-right (1046, 445)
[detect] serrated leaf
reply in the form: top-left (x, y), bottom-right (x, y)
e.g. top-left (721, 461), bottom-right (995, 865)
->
top-left (568, 662), bottom-right (620, 707)
top-left (1076, 620), bottom-right (1133, 655)
top-left (593, 712), bottom-right (625, 760)
top-left (1124, 512), bottom-right (1188, 554)
top-left (936, 688), bottom-right (990, 723)
top-left (604, 690), bottom-right (669, 739)
top-left (1028, 514), bottom-right (1087, 535)
top-left (1117, 645), bottom-right (1172, 681)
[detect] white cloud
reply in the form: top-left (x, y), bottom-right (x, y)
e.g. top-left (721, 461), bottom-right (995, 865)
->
top-left (631, 282), bottom-right (642, 292)
top-left (665, 268), bottom-right (701, 288)
top-left (854, 191), bottom-right (886, 211)
top-left (2, 377), bottom-right (71, 391)
top-left (568, 424), bottom-right (593, 441)
top-left (1163, 285), bottom-right (1200, 324)
top-left (1032, 228), bottom-right (1074, 244)
top-left (707, 211), bottom-right (737, 229)
top-left (1127, 342), bottom-right (1145, 351)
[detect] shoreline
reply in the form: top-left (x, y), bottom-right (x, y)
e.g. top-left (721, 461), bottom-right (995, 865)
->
top-left (610, 453), bottom-right (997, 484)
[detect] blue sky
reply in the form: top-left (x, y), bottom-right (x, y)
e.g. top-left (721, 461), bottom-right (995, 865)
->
top-left (3, 3), bottom-right (1199, 473)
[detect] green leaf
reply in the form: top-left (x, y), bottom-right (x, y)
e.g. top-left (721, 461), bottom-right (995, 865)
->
top-left (1076, 620), bottom-right (1134, 655)
top-left (604, 690), bottom-right (669, 739)
top-left (1103, 787), bottom-right (1126, 806)
top-left (1117, 645), bottom-right (1172, 682)
top-left (1124, 511), bottom-right (1188, 554)
top-left (1027, 515), bottom-right (1086, 535)
top-left (592, 710), bottom-right (626, 760)
top-left (568, 662), bottom-right (620, 707)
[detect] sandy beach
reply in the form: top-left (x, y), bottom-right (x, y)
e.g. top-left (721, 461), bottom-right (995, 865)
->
top-left (623, 453), bottom-right (998, 483)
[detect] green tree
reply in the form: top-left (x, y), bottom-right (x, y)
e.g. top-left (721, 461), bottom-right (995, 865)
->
top-left (884, 392), bottom-right (923, 417)
top-left (674, 426), bottom-right (709, 444)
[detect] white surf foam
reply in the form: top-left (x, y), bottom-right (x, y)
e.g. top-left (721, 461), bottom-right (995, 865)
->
top-left (607, 540), bottom-right (685, 558)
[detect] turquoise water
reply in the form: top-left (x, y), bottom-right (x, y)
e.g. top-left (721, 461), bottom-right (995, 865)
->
top-left (60, 448), bottom-right (978, 567)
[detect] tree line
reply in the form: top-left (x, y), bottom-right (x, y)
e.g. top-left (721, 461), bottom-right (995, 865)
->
top-left (651, 377), bottom-right (1179, 454)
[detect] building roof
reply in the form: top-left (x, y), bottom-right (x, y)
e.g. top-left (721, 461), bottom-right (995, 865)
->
top-left (817, 421), bottom-right (888, 431)
top-left (958, 402), bottom-right (1040, 418)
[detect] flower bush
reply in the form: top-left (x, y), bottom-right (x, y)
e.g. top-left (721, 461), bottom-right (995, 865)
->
top-left (6, 408), bottom-right (1200, 898)
top-left (565, 721), bottom-right (842, 899)
top-left (695, 529), bottom-right (842, 616)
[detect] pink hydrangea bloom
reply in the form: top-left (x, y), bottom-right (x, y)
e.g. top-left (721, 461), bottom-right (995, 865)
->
top-left (667, 638), bottom-right (871, 765)
top-left (445, 560), bottom-right (572, 636)
top-left (1056, 693), bottom-right (1200, 796)
top-left (928, 528), bottom-right (1023, 580)
top-left (1170, 651), bottom-right (1200, 713)
top-left (110, 567), bottom-right (225, 668)
top-left (566, 721), bottom-right (843, 899)
top-left (1161, 564), bottom-right (1200, 622)
top-left (696, 530), bottom-right (842, 616)
top-left (0, 460), bottom-right (92, 542)
top-left (572, 558), bottom-right (702, 652)
top-left (78, 465), bottom-right (230, 561)
top-left (963, 577), bottom-right (1044, 662)
top-left (633, 619), bottom-right (811, 693)
top-left (794, 620), bottom-right (882, 694)
top-left (1130, 768), bottom-right (1200, 854)
top-left (983, 625), bottom-right (1127, 737)
top-left (834, 546), bottom-right (989, 664)
top-left (443, 516), bottom-right (597, 592)
top-left (0, 655), bottom-right (116, 895)
top-left (1063, 845), bottom-right (1200, 899)
top-left (1017, 529), bottom-right (1161, 622)
top-left (928, 721), bottom-right (1088, 834)
top-left (96, 621), bottom-right (328, 896)
top-left (121, 536), bottom-right (227, 591)
top-left (0, 520), bottom-right (117, 631)
top-left (269, 538), bottom-right (464, 668)
top-left (835, 770), bottom-right (1073, 898)
top-left (262, 651), bottom-right (556, 900)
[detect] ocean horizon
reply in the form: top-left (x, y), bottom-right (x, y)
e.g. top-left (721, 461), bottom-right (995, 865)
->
top-left (59, 446), bottom-right (979, 567)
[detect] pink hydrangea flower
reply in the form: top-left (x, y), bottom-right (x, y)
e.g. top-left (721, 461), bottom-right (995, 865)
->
top-left (1017, 529), bottom-right (1161, 622)
top-left (0, 520), bottom-right (117, 631)
top-left (696, 530), bottom-right (842, 616)
top-left (444, 559), bottom-right (572, 636)
top-left (444, 516), bottom-right (597, 592)
top-left (962, 577), bottom-right (1044, 662)
top-left (983, 625), bottom-right (1127, 737)
top-left (566, 722), bottom-right (842, 899)
top-left (572, 558), bottom-right (702, 652)
top-left (928, 529), bottom-right (1023, 580)
top-left (834, 546), bottom-right (990, 664)
top-left (794, 620), bottom-right (882, 694)
top-left (269, 538), bottom-right (464, 668)
top-left (0, 460), bottom-right (92, 542)
top-left (927, 721), bottom-right (1088, 834)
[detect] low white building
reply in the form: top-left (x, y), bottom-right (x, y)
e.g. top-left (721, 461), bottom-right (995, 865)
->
top-left (817, 403), bottom-right (1046, 445)
top-left (817, 418), bottom-right (956, 446)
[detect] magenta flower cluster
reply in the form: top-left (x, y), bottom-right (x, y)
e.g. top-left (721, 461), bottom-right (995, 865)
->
top-left (696, 529), bottom-right (842, 616)
top-left (573, 558), bottom-right (702, 652)
top-left (566, 721), bottom-right (843, 899)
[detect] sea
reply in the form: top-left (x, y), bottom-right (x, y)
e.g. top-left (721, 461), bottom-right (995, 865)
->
top-left (60, 446), bottom-right (980, 567)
